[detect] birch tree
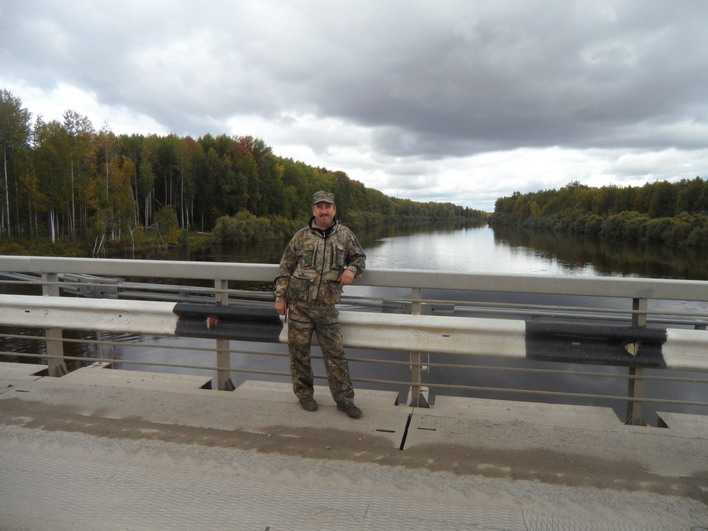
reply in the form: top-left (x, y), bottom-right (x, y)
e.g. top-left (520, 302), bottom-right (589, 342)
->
top-left (33, 118), bottom-right (71, 243)
top-left (63, 110), bottom-right (94, 238)
top-left (0, 90), bottom-right (31, 237)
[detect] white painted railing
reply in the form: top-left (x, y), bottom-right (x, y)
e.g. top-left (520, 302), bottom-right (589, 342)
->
top-left (1, 255), bottom-right (708, 425)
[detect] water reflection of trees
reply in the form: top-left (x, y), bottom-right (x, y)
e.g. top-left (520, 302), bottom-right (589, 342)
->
top-left (185, 220), bottom-right (485, 263)
top-left (359, 220), bottom-right (485, 250)
top-left (493, 226), bottom-right (708, 280)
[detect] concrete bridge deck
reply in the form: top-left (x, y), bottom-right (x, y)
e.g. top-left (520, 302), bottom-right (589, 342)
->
top-left (1, 361), bottom-right (707, 530)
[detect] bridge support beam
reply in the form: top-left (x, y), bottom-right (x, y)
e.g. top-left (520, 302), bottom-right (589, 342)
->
top-left (407, 288), bottom-right (430, 408)
top-left (626, 297), bottom-right (648, 425)
top-left (214, 279), bottom-right (235, 391)
top-left (42, 273), bottom-right (67, 377)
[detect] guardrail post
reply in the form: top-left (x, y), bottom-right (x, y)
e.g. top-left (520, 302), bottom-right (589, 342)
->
top-left (632, 297), bottom-right (648, 328)
top-left (214, 279), bottom-right (235, 391)
top-left (42, 273), bottom-right (68, 377)
top-left (407, 288), bottom-right (430, 407)
top-left (626, 297), bottom-right (648, 425)
top-left (95, 330), bottom-right (113, 362)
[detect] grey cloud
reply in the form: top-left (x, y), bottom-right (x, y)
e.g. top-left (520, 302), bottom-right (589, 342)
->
top-left (386, 162), bottom-right (434, 177)
top-left (310, 2), bottom-right (708, 155)
top-left (386, 188), bottom-right (458, 202)
top-left (3, 0), bottom-right (708, 158)
top-left (384, 173), bottom-right (437, 191)
top-left (608, 149), bottom-right (708, 180)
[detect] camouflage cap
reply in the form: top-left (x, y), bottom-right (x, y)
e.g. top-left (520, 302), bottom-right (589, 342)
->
top-left (312, 190), bottom-right (335, 205)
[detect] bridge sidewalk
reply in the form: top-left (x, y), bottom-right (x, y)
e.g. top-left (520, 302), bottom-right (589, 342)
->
top-left (1, 363), bottom-right (707, 530)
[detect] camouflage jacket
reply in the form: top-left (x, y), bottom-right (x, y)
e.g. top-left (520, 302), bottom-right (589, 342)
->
top-left (274, 218), bottom-right (366, 305)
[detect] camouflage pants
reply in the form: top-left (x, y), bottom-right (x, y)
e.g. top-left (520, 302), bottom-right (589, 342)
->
top-left (287, 302), bottom-right (354, 404)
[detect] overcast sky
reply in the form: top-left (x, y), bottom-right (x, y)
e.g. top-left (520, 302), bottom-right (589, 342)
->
top-left (2, 1), bottom-right (708, 211)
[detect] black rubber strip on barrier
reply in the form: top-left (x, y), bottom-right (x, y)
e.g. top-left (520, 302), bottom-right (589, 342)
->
top-left (174, 302), bottom-right (282, 342)
top-left (525, 321), bottom-right (668, 368)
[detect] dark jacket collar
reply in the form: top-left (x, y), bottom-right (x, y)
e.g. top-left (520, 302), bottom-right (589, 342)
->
top-left (309, 216), bottom-right (339, 238)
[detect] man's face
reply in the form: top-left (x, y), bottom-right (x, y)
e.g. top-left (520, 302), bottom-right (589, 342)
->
top-left (313, 201), bottom-right (336, 228)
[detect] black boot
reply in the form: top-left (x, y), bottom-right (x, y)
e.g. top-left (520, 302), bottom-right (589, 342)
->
top-left (337, 401), bottom-right (362, 419)
top-left (299, 397), bottom-right (318, 412)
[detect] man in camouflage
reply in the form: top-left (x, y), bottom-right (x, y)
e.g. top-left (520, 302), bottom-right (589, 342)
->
top-left (274, 191), bottom-right (366, 418)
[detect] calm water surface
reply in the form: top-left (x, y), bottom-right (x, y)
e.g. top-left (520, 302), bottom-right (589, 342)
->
top-left (363, 225), bottom-right (708, 279)
top-left (364, 226), bottom-right (599, 276)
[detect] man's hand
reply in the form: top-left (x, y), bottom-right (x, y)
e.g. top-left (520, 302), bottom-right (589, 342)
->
top-left (275, 297), bottom-right (287, 315)
top-left (339, 268), bottom-right (356, 286)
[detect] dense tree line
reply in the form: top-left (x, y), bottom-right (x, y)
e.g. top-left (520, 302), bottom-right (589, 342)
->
top-left (491, 180), bottom-right (708, 248)
top-left (0, 89), bottom-right (486, 254)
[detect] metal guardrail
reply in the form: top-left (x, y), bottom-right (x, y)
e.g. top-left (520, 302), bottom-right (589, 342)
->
top-left (1, 255), bottom-right (708, 426)
top-left (2, 255), bottom-right (708, 299)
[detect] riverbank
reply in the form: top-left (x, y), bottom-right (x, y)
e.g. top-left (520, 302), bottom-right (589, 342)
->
top-left (0, 231), bottom-right (215, 260)
top-left (491, 180), bottom-right (708, 250)
top-left (0, 214), bottom-right (486, 261)
top-left (491, 210), bottom-right (708, 250)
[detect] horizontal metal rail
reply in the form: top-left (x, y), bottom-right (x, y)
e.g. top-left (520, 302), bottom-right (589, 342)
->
top-left (5, 279), bottom-right (708, 325)
top-left (3, 276), bottom-right (708, 321)
top-left (3, 332), bottom-right (708, 383)
top-left (455, 302), bottom-right (708, 320)
top-left (0, 278), bottom-right (654, 313)
top-left (0, 275), bottom-right (698, 317)
top-left (2, 255), bottom-right (708, 300)
top-left (4, 278), bottom-right (707, 328)
top-left (5, 350), bottom-right (708, 407)
top-left (0, 277), bottom-right (684, 315)
top-left (0, 278), bottom-right (259, 297)
top-left (3, 295), bottom-right (708, 377)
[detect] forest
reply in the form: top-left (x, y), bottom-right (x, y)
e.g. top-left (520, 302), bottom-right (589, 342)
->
top-left (0, 89), bottom-right (486, 256)
top-left (491, 179), bottom-right (708, 248)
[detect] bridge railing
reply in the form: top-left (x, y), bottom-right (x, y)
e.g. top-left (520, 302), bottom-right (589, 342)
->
top-left (1, 255), bottom-right (707, 426)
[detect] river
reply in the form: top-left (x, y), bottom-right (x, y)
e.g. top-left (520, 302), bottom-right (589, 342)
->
top-left (203, 224), bottom-right (708, 278)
